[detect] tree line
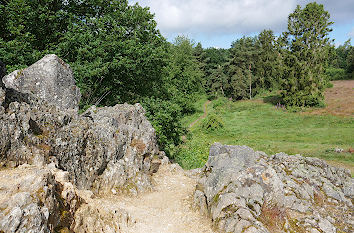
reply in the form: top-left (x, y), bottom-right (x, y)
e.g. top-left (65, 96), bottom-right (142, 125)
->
top-left (1, 0), bottom-right (353, 156)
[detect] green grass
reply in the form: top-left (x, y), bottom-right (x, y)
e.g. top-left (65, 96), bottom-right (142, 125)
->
top-left (174, 96), bottom-right (354, 173)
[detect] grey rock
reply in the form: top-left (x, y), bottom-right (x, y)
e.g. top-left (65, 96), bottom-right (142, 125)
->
top-left (0, 55), bottom-right (162, 195)
top-left (2, 54), bottom-right (81, 110)
top-left (0, 165), bottom-right (83, 232)
top-left (194, 190), bottom-right (208, 216)
top-left (234, 219), bottom-right (251, 233)
top-left (0, 87), bottom-right (5, 106)
top-left (54, 103), bottom-right (160, 194)
top-left (343, 179), bottom-right (354, 198)
top-left (318, 218), bottom-right (336, 233)
top-left (194, 143), bottom-right (354, 233)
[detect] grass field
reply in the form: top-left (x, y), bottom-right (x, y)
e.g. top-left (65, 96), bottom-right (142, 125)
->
top-left (174, 82), bottom-right (354, 175)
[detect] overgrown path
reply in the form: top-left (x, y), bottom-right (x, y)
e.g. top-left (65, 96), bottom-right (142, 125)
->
top-left (113, 164), bottom-right (214, 233)
top-left (189, 100), bottom-right (211, 129)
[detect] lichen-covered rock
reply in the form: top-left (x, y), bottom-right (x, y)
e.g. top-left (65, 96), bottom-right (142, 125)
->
top-left (0, 165), bottom-right (83, 232)
top-left (0, 96), bottom-right (76, 167)
top-left (73, 199), bottom-right (135, 233)
top-left (2, 54), bottom-right (81, 111)
top-left (53, 104), bottom-right (160, 194)
top-left (194, 143), bottom-right (354, 233)
top-left (0, 55), bottom-right (162, 196)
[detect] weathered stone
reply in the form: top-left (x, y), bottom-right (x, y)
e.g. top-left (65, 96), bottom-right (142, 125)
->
top-left (73, 201), bottom-right (135, 233)
top-left (0, 55), bottom-right (164, 199)
top-left (53, 103), bottom-right (160, 194)
top-left (2, 54), bottom-right (81, 110)
top-left (318, 218), bottom-right (336, 233)
top-left (234, 219), bottom-right (251, 233)
top-left (194, 143), bottom-right (354, 233)
top-left (0, 165), bottom-right (83, 232)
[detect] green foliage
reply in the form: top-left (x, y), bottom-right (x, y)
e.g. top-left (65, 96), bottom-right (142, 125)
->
top-left (163, 36), bottom-right (203, 114)
top-left (347, 46), bottom-right (354, 79)
top-left (178, 96), bottom-right (354, 170)
top-left (171, 133), bottom-right (211, 169)
top-left (280, 2), bottom-right (333, 107)
top-left (56, 1), bottom-right (168, 106)
top-left (256, 30), bottom-right (283, 90)
top-left (227, 37), bottom-right (259, 100)
top-left (325, 67), bottom-right (347, 81)
top-left (141, 97), bottom-right (184, 151)
top-left (140, 36), bottom-right (203, 153)
top-left (201, 113), bottom-right (224, 132)
top-left (201, 47), bottom-right (230, 95)
top-left (0, 0), bottom-right (114, 71)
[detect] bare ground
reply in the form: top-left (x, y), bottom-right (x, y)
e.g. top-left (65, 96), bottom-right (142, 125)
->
top-left (112, 164), bottom-right (214, 233)
top-left (305, 80), bottom-right (354, 116)
top-left (189, 100), bottom-right (211, 128)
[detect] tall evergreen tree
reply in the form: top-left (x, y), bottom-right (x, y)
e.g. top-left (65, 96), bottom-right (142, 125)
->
top-left (281, 2), bottom-right (333, 107)
top-left (256, 30), bottom-right (282, 90)
top-left (227, 37), bottom-right (259, 99)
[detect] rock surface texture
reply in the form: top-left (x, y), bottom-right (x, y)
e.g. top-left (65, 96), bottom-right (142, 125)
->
top-left (0, 164), bottom-right (83, 232)
top-left (2, 54), bottom-right (81, 111)
top-left (0, 55), bottom-right (165, 232)
top-left (194, 143), bottom-right (354, 233)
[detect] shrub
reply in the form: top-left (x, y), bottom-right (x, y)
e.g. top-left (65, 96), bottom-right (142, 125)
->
top-left (201, 113), bottom-right (224, 132)
top-left (325, 67), bottom-right (347, 81)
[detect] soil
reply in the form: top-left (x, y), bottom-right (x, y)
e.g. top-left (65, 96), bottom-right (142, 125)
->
top-left (189, 100), bottom-right (211, 128)
top-left (112, 164), bottom-right (214, 233)
top-left (305, 80), bottom-right (354, 116)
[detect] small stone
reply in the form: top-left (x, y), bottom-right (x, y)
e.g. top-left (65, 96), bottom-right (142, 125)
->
top-left (234, 219), bottom-right (251, 233)
top-left (318, 218), bottom-right (336, 233)
top-left (111, 188), bottom-right (117, 195)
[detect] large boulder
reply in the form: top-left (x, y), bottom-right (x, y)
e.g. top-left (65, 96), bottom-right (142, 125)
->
top-left (0, 55), bottom-right (163, 195)
top-left (2, 54), bottom-right (81, 111)
top-left (53, 104), bottom-right (160, 194)
top-left (194, 143), bottom-right (354, 233)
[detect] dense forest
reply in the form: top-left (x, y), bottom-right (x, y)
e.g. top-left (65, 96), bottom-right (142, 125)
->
top-left (1, 0), bottom-right (353, 156)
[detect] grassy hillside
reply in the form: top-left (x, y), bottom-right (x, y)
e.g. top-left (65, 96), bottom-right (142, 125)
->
top-left (174, 95), bottom-right (354, 174)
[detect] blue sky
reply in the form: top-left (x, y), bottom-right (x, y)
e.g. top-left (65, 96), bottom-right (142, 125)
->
top-left (130, 0), bottom-right (354, 48)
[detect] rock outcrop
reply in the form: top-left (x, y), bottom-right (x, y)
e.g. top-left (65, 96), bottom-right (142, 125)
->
top-left (53, 104), bottom-right (160, 194)
top-left (2, 54), bottom-right (81, 111)
top-left (0, 55), bottom-right (162, 195)
top-left (0, 55), bottom-right (165, 231)
top-left (194, 143), bottom-right (354, 233)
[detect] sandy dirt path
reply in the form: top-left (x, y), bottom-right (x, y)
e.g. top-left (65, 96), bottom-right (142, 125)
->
top-left (189, 100), bottom-right (211, 129)
top-left (112, 164), bottom-right (214, 233)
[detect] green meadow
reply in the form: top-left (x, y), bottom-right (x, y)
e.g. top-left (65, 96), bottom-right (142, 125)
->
top-left (174, 96), bottom-right (354, 174)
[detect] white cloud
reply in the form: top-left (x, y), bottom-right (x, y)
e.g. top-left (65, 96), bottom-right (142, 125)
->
top-left (132, 0), bottom-right (297, 35)
top-left (349, 28), bottom-right (354, 39)
top-left (131, 0), bottom-right (354, 36)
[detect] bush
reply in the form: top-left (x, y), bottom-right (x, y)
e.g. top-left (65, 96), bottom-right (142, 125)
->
top-left (212, 97), bottom-right (227, 109)
top-left (141, 97), bottom-right (185, 154)
top-left (201, 113), bottom-right (224, 132)
top-left (325, 67), bottom-right (347, 81)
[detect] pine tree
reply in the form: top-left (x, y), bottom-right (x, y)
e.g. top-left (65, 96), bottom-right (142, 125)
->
top-left (281, 2), bottom-right (333, 107)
